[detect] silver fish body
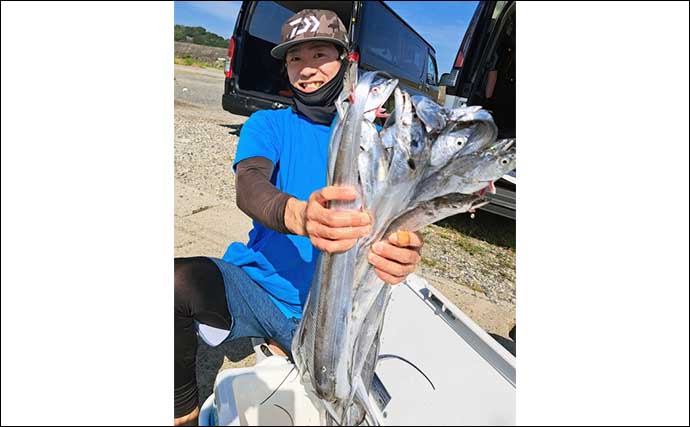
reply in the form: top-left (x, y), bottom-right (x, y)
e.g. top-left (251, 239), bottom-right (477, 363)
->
top-left (294, 71), bottom-right (393, 407)
top-left (293, 85), bottom-right (516, 426)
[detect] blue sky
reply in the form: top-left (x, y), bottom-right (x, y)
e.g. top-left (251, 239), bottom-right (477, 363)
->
top-left (174, 1), bottom-right (479, 75)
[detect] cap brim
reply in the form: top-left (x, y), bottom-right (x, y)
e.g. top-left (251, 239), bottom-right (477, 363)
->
top-left (270, 37), bottom-right (348, 59)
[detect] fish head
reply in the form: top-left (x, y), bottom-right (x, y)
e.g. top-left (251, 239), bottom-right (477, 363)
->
top-left (447, 105), bottom-right (483, 121)
top-left (464, 140), bottom-right (516, 187)
top-left (430, 107), bottom-right (498, 161)
top-left (411, 95), bottom-right (448, 133)
top-left (429, 125), bottom-right (474, 168)
top-left (453, 115), bottom-right (498, 157)
top-left (363, 76), bottom-right (398, 122)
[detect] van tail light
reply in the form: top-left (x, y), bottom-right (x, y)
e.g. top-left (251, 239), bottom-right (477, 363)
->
top-left (225, 37), bottom-right (235, 78)
top-left (453, 3), bottom-right (481, 69)
top-left (453, 51), bottom-right (464, 68)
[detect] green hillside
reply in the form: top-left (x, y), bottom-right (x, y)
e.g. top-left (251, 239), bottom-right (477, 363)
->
top-left (174, 25), bottom-right (228, 48)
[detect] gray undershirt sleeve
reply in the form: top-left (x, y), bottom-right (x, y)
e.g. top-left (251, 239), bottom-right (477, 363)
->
top-left (235, 156), bottom-right (293, 235)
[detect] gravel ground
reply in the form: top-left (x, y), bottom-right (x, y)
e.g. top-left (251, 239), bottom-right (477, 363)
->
top-left (174, 101), bottom-right (241, 204)
top-left (419, 222), bottom-right (516, 305)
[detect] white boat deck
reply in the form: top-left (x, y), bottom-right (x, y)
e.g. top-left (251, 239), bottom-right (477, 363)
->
top-left (200, 274), bottom-right (515, 426)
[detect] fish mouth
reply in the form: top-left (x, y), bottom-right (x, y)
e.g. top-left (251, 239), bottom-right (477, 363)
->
top-left (474, 181), bottom-right (496, 196)
top-left (371, 106), bottom-right (390, 118)
top-left (299, 81), bottom-right (325, 92)
top-left (468, 199), bottom-right (491, 214)
top-left (363, 105), bottom-right (390, 119)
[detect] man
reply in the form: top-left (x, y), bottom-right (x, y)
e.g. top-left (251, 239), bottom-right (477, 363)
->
top-left (174, 9), bottom-right (424, 425)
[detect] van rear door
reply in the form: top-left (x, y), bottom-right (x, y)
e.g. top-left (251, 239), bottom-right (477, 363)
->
top-left (357, 0), bottom-right (434, 99)
top-left (443, 1), bottom-right (514, 112)
top-left (442, 1), bottom-right (495, 105)
top-left (440, 1), bottom-right (516, 220)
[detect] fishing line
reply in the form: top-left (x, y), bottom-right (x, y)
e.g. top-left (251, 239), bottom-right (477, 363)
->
top-left (273, 404), bottom-right (294, 426)
top-left (259, 365), bottom-right (296, 405)
top-left (377, 354), bottom-right (435, 390)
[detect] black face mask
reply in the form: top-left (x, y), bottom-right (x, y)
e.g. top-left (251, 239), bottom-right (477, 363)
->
top-left (291, 59), bottom-right (347, 126)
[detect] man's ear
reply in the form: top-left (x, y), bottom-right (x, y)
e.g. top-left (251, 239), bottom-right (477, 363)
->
top-left (334, 45), bottom-right (345, 61)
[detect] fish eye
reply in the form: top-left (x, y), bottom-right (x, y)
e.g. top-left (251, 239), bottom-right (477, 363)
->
top-left (372, 87), bottom-right (379, 94)
top-left (500, 158), bottom-right (509, 165)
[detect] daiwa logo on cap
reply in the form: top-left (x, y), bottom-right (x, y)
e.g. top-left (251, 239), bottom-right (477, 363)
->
top-left (271, 9), bottom-right (348, 59)
top-left (288, 15), bottom-right (321, 39)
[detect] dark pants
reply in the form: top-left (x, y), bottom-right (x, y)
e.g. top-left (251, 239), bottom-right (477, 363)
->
top-left (174, 257), bottom-right (299, 418)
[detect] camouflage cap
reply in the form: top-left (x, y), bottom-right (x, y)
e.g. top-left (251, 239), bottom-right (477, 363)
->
top-left (270, 9), bottom-right (349, 60)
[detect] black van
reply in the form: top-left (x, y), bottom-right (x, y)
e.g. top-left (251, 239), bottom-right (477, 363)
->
top-left (440, 0), bottom-right (516, 220)
top-left (222, 1), bottom-right (441, 117)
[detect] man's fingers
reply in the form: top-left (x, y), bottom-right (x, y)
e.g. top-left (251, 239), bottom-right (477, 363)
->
top-left (304, 186), bottom-right (373, 253)
top-left (324, 210), bottom-right (371, 228)
top-left (371, 242), bottom-right (421, 265)
top-left (306, 203), bottom-right (370, 228)
top-left (310, 236), bottom-right (358, 254)
top-left (307, 221), bottom-right (371, 240)
top-left (367, 251), bottom-right (416, 278)
top-left (318, 185), bottom-right (359, 203)
top-left (373, 268), bottom-right (406, 285)
top-left (388, 230), bottom-right (424, 249)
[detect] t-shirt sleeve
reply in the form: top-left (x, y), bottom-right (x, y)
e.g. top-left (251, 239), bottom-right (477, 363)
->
top-left (232, 110), bottom-right (280, 173)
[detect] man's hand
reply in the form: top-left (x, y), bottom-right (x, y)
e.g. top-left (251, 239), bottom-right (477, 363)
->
top-left (368, 230), bottom-right (424, 285)
top-left (284, 186), bottom-right (371, 253)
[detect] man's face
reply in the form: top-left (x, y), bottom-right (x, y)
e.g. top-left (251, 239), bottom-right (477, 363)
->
top-left (285, 41), bottom-right (341, 93)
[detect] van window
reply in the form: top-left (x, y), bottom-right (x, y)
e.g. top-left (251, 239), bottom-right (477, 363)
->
top-left (247, 1), bottom-right (294, 44)
top-left (427, 55), bottom-right (438, 85)
top-left (359, 1), bottom-right (426, 83)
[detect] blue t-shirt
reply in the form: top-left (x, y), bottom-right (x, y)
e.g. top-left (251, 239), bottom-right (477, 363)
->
top-left (222, 108), bottom-right (333, 319)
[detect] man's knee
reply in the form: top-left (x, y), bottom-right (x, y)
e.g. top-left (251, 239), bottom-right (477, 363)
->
top-left (174, 257), bottom-right (209, 314)
top-left (174, 257), bottom-right (230, 331)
